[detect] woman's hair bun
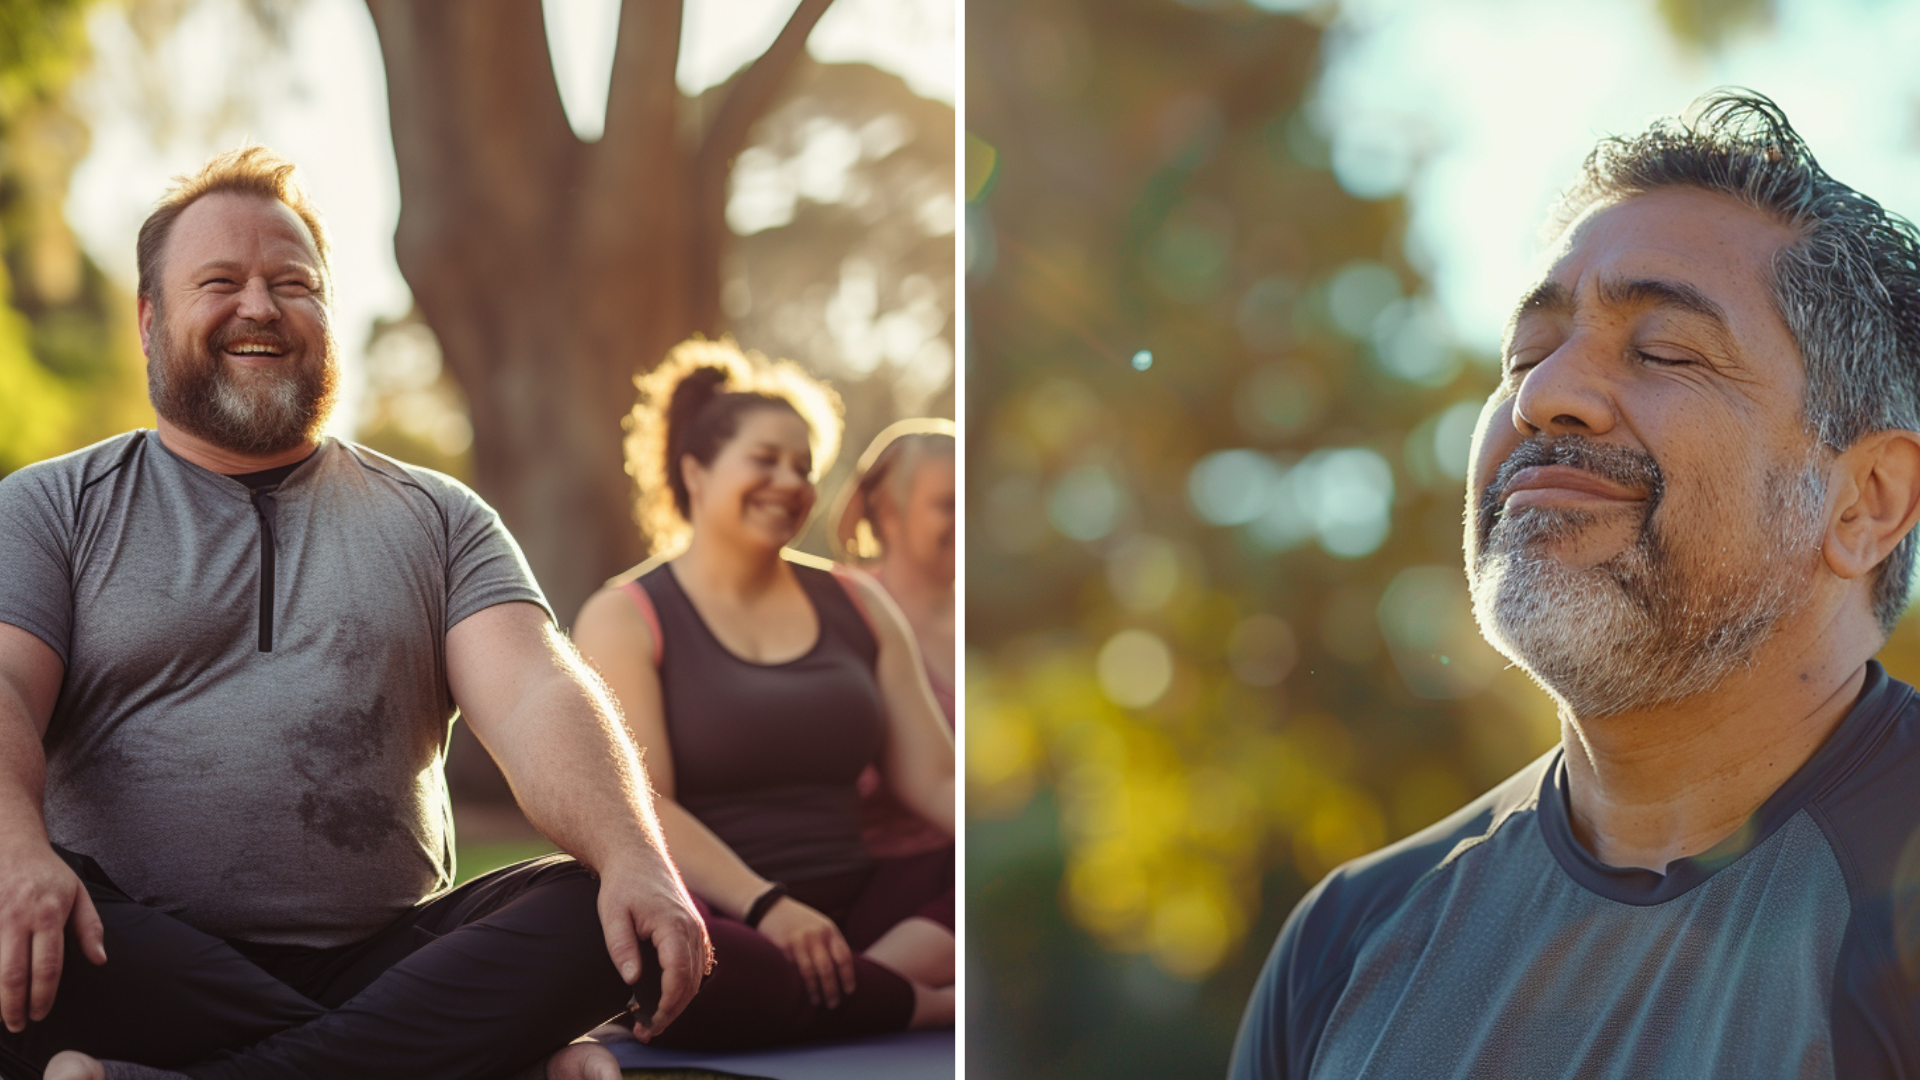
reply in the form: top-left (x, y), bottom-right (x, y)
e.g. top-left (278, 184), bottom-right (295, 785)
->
top-left (625, 336), bottom-right (845, 553)
top-left (663, 365), bottom-right (733, 464)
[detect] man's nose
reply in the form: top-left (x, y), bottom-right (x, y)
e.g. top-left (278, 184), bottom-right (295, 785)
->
top-left (1512, 335), bottom-right (1617, 438)
top-left (235, 277), bottom-right (281, 322)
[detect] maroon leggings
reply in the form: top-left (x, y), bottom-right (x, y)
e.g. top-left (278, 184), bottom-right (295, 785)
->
top-left (644, 846), bottom-right (954, 1050)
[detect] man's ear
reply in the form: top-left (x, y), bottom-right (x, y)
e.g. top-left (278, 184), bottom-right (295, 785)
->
top-left (1824, 430), bottom-right (1920, 581)
top-left (137, 294), bottom-right (155, 358)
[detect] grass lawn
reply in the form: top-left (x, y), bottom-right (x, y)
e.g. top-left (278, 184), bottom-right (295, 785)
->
top-left (452, 838), bottom-right (560, 884)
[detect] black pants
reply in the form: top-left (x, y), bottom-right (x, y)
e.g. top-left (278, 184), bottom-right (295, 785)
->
top-left (0, 848), bottom-right (651, 1080)
top-left (651, 846), bottom-right (954, 1051)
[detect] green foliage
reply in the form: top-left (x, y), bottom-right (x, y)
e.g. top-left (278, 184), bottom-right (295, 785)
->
top-left (0, 0), bottom-right (89, 112)
top-left (0, 0), bottom-right (149, 476)
top-left (966, 0), bottom-right (1558, 1073)
top-left (1656, 0), bottom-right (1773, 49)
top-left (0, 263), bottom-right (75, 469)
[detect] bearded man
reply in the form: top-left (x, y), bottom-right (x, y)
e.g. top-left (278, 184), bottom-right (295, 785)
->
top-left (1230, 92), bottom-right (1920, 1080)
top-left (0, 149), bottom-right (708, 1080)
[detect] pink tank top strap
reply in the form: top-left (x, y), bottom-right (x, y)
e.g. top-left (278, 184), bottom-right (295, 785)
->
top-left (619, 579), bottom-right (665, 667)
top-left (829, 563), bottom-right (879, 638)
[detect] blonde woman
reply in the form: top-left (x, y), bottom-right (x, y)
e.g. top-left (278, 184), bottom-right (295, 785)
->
top-left (832, 421), bottom-right (956, 859)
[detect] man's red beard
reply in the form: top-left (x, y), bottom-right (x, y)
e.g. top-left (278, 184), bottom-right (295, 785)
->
top-left (147, 307), bottom-right (339, 457)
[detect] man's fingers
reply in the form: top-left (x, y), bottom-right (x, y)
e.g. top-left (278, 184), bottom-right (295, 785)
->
top-left (27, 926), bottom-right (62, 1023)
top-left (0, 928), bottom-right (27, 1033)
top-left (69, 887), bottom-right (105, 967)
top-left (598, 905), bottom-right (642, 985)
top-left (644, 925), bottom-right (700, 1035)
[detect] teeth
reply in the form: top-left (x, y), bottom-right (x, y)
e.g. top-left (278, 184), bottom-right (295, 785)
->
top-left (227, 343), bottom-right (283, 355)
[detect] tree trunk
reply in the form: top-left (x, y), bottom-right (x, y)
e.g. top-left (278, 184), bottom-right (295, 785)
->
top-left (363, 0), bottom-right (834, 625)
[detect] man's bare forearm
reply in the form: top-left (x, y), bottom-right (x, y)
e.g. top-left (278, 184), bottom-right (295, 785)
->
top-left (0, 688), bottom-right (51, 855)
top-left (480, 660), bottom-right (673, 877)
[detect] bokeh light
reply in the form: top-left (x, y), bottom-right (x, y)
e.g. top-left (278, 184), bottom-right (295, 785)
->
top-left (1097, 630), bottom-right (1177, 709)
top-left (964, 1), bottom-right (1920, 1077)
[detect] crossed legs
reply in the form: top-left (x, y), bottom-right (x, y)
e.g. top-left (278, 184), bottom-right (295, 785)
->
top-left (2, 851), bottom-right (645, 1080)
top-left (640, 845), bottom-right (955, 1050)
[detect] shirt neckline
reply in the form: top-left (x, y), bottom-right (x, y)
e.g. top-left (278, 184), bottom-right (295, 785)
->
top-left (228, 447), bottom-right (321, 490)
top-left (1536, 660), bottom-right (1909, 905)
top-left (146, 430), bottom-right (332, 499)
top-left (661, 559), bottom-right (827, 669)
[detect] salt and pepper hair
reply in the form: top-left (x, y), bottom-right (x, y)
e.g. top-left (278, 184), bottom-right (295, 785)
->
top-left (1551, 90), bottom-right (1920, 632)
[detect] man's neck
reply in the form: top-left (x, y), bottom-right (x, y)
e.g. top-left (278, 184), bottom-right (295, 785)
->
top-left (1560, 603), bottom-right (1879, 873)
top-left (155, 416), bottom-right (320, 476)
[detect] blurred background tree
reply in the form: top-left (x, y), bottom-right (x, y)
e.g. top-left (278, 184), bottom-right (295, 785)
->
top-left (0, 0), bottom-right (148, 472)
top-left (0, 0), bottom-right (952, 848)
top-left (964, 0), bottom-right (1920, 1075)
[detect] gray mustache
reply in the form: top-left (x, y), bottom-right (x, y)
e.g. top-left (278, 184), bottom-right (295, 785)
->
top-left (1478, 435), bottom-right (1664, 540)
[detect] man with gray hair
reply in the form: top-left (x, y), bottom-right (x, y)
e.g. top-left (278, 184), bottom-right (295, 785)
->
top-left (1230, 91), bottom-right (1920, 1079)
top-left (0, 148), bottom-right (707, 1080)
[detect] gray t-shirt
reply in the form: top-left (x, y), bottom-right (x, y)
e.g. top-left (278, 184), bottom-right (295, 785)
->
top-left (1230, 662), bottom-right (1920, 1080)
top-left (0, 431), bottom-right (550, 947)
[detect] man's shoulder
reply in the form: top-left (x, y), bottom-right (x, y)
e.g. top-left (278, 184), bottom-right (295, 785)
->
top-left (1299, 750), bottom-right (1553, 958)
top-left (325, 441), bottom-right (490, 512)
top-left (0, 431), bottom-right (148, 501)
top-left (1230, 751), bottom-right (1556, 1080)
top-left (1809, 665), bottom-right (1920, 895)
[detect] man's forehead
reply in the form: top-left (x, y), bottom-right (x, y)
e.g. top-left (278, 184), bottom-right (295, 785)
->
top-left (167, 192), bottom-right (322, 272)
top-left (1508, 189), bottom-right (1798, 332)
top-left (1547, 190), bottom-right (1794, 290)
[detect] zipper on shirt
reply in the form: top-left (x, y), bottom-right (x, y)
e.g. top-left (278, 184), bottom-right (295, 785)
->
top-left (250, 487), bottom-right (278, 652)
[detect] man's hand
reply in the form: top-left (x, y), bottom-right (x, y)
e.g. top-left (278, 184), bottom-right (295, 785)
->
top-left (756, 896), bottom-right (856, 1010)
top-left (595, 854), bottom-right (711, 1041)
top-left (0, 841), bottom-right (105, 1033)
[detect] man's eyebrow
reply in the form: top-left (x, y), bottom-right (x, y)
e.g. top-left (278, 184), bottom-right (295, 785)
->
top-left (1505, 280), bottom-right (1571, 338)
top-left (1506, 275), bottom-right (1738, 352)
top-left (1595, 276), bottom-right (1734, 342)
top-left (188, 259), bottom-right (319, 278)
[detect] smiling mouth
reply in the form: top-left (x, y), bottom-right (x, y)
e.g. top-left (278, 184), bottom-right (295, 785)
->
top-left (223, 341), bottom-right (289, 359)
top-left (1500, 465), bottom-right (1647, 509)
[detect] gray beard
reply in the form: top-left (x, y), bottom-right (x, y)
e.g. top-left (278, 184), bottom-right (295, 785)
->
top-left (148, 316), bottom-right (338, 458)
top-left (1468, 457), bottom-right (1826, 719)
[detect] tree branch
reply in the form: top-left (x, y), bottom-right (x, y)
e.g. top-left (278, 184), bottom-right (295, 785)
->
top-left (693, 0), bottom-right (837, 186)
top-left (599, 0), bottom-right (684, 170)
top-left (366, 0), bottom-right (580, 302)
top-left (679, 0), bottom-right (837, 333)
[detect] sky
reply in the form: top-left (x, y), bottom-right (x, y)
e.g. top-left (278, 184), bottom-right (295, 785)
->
top-left (1310, 0), bottom-right (1920, 357)
top-left (60, 0), bottom-right (1918, 430)
top-left (65, 0), bottom-right (956, 436)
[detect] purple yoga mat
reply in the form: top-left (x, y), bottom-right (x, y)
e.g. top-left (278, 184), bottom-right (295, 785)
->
top-left (599, 1029), bottom-right (953, 1079)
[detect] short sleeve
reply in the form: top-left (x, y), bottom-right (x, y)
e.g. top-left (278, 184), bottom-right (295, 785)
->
top-left (437, 481), bottom-right (554, 632)
top-left (1229, 878), bottom-right (1332, 1080)
top-left (0, 466), bottom-right (76, 663)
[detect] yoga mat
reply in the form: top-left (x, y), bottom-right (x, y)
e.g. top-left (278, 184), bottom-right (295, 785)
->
top-left (602, 1029), bottom-right (953, 1080)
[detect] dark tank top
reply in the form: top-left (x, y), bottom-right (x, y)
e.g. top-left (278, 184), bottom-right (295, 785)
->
top-left (637, 559), bottom-right (885, 883)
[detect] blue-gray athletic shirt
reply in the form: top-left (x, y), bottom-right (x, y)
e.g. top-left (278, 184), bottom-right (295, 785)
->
top-left (0, 431), bottom-right (550, 947)
top-left (1230, 662), bottom-right (1920, 1080)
